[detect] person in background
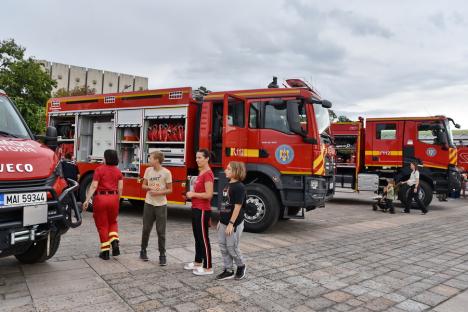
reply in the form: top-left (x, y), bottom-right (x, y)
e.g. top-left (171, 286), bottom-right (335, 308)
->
top-left (372, 179), bottom-right (395, 214)
top-left (462, 172), bottom-right (467, 199)
top-left (184, 149), bottom-right (214, 276)
top-left (401, 162), bottom-right (427, 214)
top-left (83, 149), bottom-right (123, 260)
top-left (140, 151), bottom-right (172, 266)
top-left (216, 161), bottom-right (247, 281)
top-left (61, 153), bottom-right (80, 194)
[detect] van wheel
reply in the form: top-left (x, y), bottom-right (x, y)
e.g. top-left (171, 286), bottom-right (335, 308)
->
top-left (244, 183), bottom-right (279, 233)
top-left (79, 174), bottom-right (94, 211)
top-left (15, 232), bottom-right (61, 264)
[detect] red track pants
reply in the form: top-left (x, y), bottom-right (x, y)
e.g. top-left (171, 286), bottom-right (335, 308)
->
top-left (93, 194), bottom-right (120, 252)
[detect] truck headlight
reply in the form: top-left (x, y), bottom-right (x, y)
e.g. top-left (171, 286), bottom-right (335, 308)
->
top-left (310, 180), bottom-right (319, 190)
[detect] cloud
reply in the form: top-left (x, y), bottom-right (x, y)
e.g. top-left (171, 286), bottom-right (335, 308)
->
top-left (1, 0), bottom-right (468, 129)
top-left (328, 9), bottom-right (393, 38)
top-left (336, 83), bottom-right (468, 128)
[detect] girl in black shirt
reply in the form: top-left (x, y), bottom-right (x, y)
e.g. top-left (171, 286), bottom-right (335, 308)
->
top-left (216, 161), bottom-right (247, 280)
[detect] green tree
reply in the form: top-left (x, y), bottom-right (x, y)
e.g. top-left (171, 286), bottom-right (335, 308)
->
top-left (0, 39), bottom-right (56, 134)
top-left (53, 86), bottom-right (96, 97)
top-left (338, 115), bottom-right (352, 122)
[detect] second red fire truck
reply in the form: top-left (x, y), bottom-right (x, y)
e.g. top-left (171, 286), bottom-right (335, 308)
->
top-left (329, 116), bottom-right (462, 207)
top-left (46, 80), bottom-right (334, 232)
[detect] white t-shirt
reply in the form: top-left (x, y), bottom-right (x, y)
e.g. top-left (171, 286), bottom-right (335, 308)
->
top-left (144, 167), bottom-right (172, 206)
top-left (407, 170), bottom-right (419, 186)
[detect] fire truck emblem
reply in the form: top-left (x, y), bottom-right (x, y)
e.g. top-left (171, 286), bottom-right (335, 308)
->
top-left (426, 147), bottom-right (437, 157)
top-left (275, 145), bottom-right (294, 165)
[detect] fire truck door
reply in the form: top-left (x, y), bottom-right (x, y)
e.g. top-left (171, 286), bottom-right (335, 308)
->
top-left (370, 121), bottom-right (403, 167)
top-left (413, 121), bottom-right (449, 168)
top-left (222, 94), bottom-right (248, 166)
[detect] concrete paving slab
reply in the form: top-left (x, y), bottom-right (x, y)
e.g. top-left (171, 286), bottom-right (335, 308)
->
top-left (433, 289), bottom-right (468, 312)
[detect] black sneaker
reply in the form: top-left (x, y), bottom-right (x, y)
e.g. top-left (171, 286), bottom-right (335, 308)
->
top-left (235, 265), bottom-right (246, 280)
top-left (140, 249), bottom-right (149, 261)
top-left (159, 255), bottom-right (167, 266)
top-left (216, 270), bottom-right (234, 280)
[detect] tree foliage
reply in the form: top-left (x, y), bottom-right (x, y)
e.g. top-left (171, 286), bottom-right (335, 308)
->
top-left (0, 39), bottom-right (56, 134)
top-left (53, 86), bottom-right (96, 97)
top-left (338, 115), bottom-right (352, 122)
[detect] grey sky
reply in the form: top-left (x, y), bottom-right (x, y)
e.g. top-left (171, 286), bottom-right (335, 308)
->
top-left (1, 0), bottom-right (467, 127)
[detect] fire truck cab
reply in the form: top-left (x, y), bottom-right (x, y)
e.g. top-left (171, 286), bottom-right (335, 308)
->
top-left (46, 81), bottom-right (334, 232)
top-left (0, 90), bottom-right (81, 263)
top-left (330, 116), bottom-right (462, 207)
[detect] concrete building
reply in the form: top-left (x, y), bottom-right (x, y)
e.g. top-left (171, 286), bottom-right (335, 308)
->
top-left (38, 60), bottom-right (148, 95)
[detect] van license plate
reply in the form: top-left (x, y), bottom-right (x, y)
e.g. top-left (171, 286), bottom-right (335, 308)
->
top-left (0, 192), bottom-right (47, 207)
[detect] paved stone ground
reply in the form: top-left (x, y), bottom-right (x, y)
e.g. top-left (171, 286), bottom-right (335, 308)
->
top-left (1, 192), bottom-right (468, 312)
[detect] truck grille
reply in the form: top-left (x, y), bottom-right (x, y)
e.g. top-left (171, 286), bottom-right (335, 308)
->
top-left (0, 178), bottom-right (49, 190)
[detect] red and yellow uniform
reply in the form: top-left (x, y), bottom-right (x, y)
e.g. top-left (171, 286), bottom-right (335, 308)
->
top-left (92, 165), bottom-right (123, 253)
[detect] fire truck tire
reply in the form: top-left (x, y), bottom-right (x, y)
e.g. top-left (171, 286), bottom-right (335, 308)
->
top-left (419, 180), bottom-right (433, 207)
top-left (15, 232), bottom-right (61, 264)
top-left (399, 180), bottom-right (433, 208)
top-left (244, 183), bottom-right (279, 233)
top-left (79, 174), bottom-right (94, 211)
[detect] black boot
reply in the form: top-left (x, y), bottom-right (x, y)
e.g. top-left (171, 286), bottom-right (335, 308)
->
top-left (111, 240), bottom-right (120, 256)
top-left (99, 250), bottom-right (110, 260)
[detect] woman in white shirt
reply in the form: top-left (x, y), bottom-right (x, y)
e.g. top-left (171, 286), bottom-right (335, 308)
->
top-left (402, 162), bottom-right (427, 214)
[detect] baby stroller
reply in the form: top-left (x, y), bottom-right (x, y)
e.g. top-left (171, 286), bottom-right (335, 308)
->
top-left (372, 181), bottom-right (397, 214)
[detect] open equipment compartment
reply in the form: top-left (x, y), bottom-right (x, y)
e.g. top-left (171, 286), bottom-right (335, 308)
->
top-left (144, 106), bottom-right (187, 166)
top-left (76, 113), bottom-right (114, 162)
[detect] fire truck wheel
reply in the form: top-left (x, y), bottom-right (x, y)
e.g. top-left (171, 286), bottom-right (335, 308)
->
top-left (399, 180), bottom-right (433, 208)
top-left (15, 232), bottom-right (61, 264)
top-left (244, 183), bottom-right (280, 233)
top-left (79, 174), bottom-right (94, 211)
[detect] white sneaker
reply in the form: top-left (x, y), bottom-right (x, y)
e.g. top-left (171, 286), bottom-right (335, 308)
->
top-left (193, 267), bottom-right (214, 276)
top-left (184, 262), bottom-right (201, 270)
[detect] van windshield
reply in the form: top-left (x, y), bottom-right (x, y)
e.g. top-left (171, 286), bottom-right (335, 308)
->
top-left (0, 95), bottom-right (31, 139)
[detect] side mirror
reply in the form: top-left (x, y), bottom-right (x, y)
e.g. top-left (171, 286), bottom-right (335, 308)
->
top-left (321, 100), bottom-right (332, 108)
top-left (308, 98), bottom-right (332, 108)
top-left (455, 123), bottom-right (461, 129)
top-left (287, 102), bottom-right (304, 136)
top-left (45, 126), bottom-right (58, 150)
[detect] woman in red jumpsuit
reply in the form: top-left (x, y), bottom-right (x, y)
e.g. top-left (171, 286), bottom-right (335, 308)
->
top-left (83, 149), bottom-right (123, 260)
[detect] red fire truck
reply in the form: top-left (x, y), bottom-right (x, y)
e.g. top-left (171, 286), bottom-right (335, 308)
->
top-left (329, 116), bottom-right (462, 207)
top-left (458, 146), bottom-right (468, 172)
top-left (0, 90), bottom-right (81, 263)
top-left (46, 80), bottom-right (334, 232)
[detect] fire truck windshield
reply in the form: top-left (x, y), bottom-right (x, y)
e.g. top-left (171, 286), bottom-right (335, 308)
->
top-left (0, 96), bottom-right (31, 139)
top-left (314, 104), bottom-right (330, 135)
top-left (444, 119), bottom-right (455, 148)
